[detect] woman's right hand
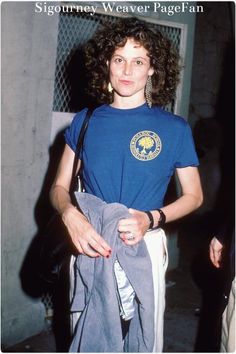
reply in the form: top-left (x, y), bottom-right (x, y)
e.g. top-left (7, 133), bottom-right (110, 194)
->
top-left (62, 205), bottom-right (112, 258)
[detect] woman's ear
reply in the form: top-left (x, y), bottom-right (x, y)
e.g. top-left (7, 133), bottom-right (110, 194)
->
top-left (148, 67), bottom-right (154, 76)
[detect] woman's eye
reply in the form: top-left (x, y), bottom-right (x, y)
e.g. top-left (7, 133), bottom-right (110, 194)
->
top-left (136, 60), bottom-right (143, 65)
top-left (114, 57), bottom-right (123, 63)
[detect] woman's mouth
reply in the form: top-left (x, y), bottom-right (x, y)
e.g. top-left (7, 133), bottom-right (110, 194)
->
top-left (119, 80), bottom-right (133, 85)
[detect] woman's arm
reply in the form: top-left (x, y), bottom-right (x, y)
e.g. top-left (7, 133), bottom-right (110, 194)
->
top-left (151, 166), bottom-right (203, 225)
top-left (118, 166), bottom-right (203, 244)
top-left (50, 144), bottom-right (112, 257)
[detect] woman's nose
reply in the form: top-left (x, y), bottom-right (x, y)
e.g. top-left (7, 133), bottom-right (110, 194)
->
top-left (123, 62), bottom-right (132, 76)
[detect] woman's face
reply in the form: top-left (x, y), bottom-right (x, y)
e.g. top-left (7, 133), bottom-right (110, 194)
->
top-left (108, 38), bottom-right (154, 103)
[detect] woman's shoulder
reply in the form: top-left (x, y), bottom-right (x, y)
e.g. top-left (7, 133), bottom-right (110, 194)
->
top-left (153, 106), bottom-right (189, 128)
top-left (72, 107), bottom-right (89, 123)
top-left (74, 105), bottom-right (106, 118)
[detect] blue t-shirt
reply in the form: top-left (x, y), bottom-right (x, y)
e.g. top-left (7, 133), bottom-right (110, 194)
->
top-left (65, 103), bottom-right (199, 210)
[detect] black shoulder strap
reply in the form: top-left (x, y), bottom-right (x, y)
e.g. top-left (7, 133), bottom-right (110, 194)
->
top-left (71, 108), bottom-right (93, 180)
top-left (75, 108), bottom-right (93, 158)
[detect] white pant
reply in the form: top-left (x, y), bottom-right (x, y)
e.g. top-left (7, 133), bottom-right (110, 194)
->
top-left (70, 228), bottom-right (168, 352)
top-left (221, 277), bottom-right (235, 353)
top-left (144, 228), bottom-right (168, 352)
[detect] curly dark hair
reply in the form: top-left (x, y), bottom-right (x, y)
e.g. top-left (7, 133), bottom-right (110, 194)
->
top-left (84, 17), bottom-right (180, 106)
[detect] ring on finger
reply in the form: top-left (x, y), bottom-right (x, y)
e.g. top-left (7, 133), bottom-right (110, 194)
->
top-left (126, 232), bottom-right (135, 240)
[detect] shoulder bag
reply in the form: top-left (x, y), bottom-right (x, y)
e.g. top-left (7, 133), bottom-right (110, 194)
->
top-left (38, 109), bottom-right (93, 284)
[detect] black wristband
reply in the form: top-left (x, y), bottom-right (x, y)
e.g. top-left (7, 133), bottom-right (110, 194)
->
top-left (144, 211), bottom-right (154, 229)
top-left (156, 208), bottom-right (166, 228)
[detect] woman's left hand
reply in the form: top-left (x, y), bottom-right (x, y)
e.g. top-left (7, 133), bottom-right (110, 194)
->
top-left (118, 208), bottom-right (150, 245)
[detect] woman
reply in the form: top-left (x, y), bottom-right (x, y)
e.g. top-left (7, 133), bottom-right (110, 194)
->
top-left (50, 18), bottom-right (203, 352)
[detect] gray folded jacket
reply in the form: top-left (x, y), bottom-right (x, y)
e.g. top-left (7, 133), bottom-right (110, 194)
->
top-left (69, 192), bottom-right (154, 353)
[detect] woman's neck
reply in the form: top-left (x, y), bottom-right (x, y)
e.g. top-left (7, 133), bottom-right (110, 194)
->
top-left (111, 93), bottom-right (146, 109)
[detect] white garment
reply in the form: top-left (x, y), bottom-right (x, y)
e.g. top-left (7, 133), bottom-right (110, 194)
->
top-left (221, 277), bottom-right (235, 353)
top-left (69, 228), bottom-right (168, 353)
top-left (114, 259), bottom-right (136, 321)
top-left (69, 255), bottom-right (80, 331)
top-left (144, 228), bottom-right (168, 353)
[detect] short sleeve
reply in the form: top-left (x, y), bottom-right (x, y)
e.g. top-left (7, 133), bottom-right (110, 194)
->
top-left (174, 122), bottom-right (199, 168)
top-left (64, 108), bottom-right (88, 155)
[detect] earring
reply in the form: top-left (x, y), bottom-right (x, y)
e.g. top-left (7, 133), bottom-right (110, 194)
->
top-left (145, 76), bottom-right (152, 108)
top-left (108, 82), bottom-right (113, 93)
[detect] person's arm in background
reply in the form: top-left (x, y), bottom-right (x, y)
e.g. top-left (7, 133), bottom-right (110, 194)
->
top-left (209, 214), bottom-right (233, 269)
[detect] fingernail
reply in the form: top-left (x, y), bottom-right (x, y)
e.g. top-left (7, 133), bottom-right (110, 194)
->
top-left (108, 249), bottom-right (112, 253)
top-left (106, 255), bottom-right (110, 258)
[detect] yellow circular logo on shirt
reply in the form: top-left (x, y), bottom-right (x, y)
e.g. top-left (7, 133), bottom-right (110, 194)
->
top-left (130, 131), bottom-right (162, 161)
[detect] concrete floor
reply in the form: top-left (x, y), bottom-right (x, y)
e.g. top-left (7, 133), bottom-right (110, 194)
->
top-left (4, 263), bottom-right (201, 353)
top-left (164, 267), bottom-right (201, 352)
